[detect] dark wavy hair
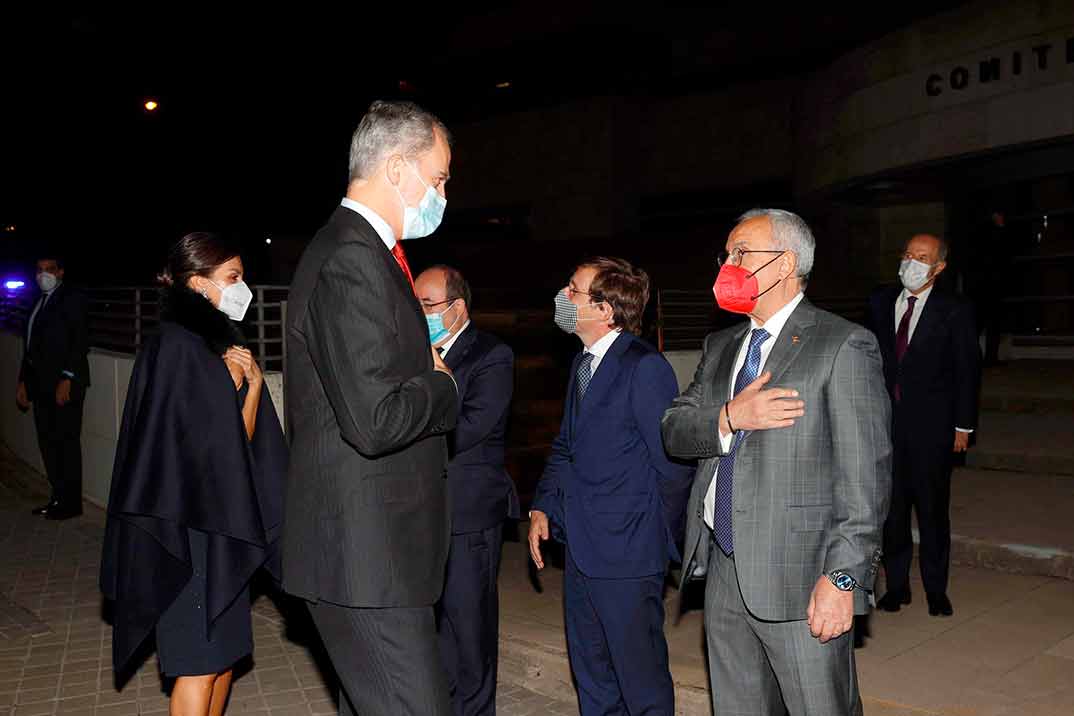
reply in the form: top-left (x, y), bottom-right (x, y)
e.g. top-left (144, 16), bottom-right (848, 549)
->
top-left (580, 256), bottom-right (650, 336)
top-left (158, 232), bottom-right (240, 288)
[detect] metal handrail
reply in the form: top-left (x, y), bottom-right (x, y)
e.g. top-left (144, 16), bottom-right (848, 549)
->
top-left (0, 285), bottom-right (290, 373)
top-left (656, 289), bottom-right (868, 351)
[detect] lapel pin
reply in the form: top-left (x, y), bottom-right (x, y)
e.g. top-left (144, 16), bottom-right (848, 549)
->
top-left (791, 335), bottom-right (800, 344)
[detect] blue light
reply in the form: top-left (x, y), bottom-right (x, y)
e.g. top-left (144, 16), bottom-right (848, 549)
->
top-left (4, 280), bottom-right (25, 290)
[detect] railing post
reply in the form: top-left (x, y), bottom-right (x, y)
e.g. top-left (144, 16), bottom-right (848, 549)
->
top-left (134, 288), bottom-right (142, 349)
top-left (256, 287), bottom-right (266, 367)
top-left (280, 300), bottom-right (288, 377)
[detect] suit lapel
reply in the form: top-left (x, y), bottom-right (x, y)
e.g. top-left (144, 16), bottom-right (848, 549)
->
top-left (715, 323), bottom-right (749, 402)
top-left (762, 299), bottom-right (817, 387)
top-left (443, 326), bottom-right (476, 372)
top-left (336, 207), bottom-right (422, 316)
top-left (574, 332), bottom-right (631, 440)
top-left (566, 352), bottom-right (582, 444)
top-left (904, 289), bottom-right (944, 359)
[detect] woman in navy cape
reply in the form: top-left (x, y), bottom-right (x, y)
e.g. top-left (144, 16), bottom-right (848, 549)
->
top-left (100, 233), bottom-right (287, 715)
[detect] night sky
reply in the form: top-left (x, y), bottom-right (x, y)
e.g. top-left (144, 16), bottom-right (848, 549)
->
top-left (1, 4), bottom-right (966, 284)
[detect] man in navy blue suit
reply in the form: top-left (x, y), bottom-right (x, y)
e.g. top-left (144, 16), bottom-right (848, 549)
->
top-left (529, 256), bottom-right (692, 716)
top-left (415, 265), bottom-right (518, 716)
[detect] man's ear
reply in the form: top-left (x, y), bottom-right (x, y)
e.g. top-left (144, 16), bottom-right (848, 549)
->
top-left (781, 251), bottom-right (798, 280)
top-left (385, 153), bottom-right (405, 187)
top-left (600, 301), bottom-right (615, 327)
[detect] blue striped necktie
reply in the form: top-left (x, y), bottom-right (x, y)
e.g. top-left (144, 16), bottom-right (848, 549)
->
top-left (713, 328), bottom-right (770, 555)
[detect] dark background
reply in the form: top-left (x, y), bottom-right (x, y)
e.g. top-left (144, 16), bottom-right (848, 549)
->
top-left (0, 3), bottom-right (967, 287)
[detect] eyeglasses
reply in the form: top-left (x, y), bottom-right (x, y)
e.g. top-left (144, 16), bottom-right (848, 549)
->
top-left (565, 285), bottom-right (603, 301)
top-left (716, 248), bottom-right (785, 268)
top-left (420, 297), bottom-right (460, 310)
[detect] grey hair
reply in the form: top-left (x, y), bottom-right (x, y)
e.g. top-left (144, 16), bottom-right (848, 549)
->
top-left (737, 208), bottom-right (815, 282)
top-left (348, 100), bottom-right (452, 181)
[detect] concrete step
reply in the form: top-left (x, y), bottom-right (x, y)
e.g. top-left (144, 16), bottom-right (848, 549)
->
top-left (979, 359), bottom-right (1074, 415)
top-left (948, 468), bottom-right (1074, 580)
top-left (969, 411), bottom-right (1074, 476)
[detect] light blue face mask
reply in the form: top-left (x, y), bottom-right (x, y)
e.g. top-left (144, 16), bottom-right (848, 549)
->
top-left (397, 162), bottom-right (447, 240)
top-left (426, 299), bottom-right (461, 344)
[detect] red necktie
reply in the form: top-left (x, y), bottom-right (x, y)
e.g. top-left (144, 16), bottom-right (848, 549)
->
top-left (390, 242), bottom-right (415, 293)
top-left (894, 295), bottom-right (917, 401)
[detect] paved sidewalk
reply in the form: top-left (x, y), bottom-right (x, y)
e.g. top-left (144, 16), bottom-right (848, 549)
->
top-left (0, 449), bottom-right (575, 716)
top-left (495, 537), bottom-right (1074, 716)
top-left (4, 438), bottom-right (1074, 715)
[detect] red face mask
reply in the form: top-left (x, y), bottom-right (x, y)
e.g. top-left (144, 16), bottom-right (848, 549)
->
top-left (712, 253), bottom-right (785, 314)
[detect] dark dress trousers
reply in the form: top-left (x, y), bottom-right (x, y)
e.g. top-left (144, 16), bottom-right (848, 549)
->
top-left (282, 206), bottom-right (459, 716)
top-left (867, 285), bottom-right (980, 598)
top-left (20, 283), bottom-right (90, 511)
top-left (436, 325), bottom-right (518, 716)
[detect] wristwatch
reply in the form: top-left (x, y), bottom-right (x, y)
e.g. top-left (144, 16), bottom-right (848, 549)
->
top-left (827, 570), bottom-right (859, 592)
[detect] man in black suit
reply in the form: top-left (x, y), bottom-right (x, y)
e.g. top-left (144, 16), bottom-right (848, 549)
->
top-left (16, 255), bottom-right (90, 520)
top-left (282, 100), bottom-right (459, 715)
top-left (867, 233), bottom-right (980, 617)
top-left (415, 265), bottom-right (518, 716)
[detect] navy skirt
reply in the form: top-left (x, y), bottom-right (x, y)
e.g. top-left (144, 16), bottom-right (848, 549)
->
top-left (156, 529), bottom-right (253, 677)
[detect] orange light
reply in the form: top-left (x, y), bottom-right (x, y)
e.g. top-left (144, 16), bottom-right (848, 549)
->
top-left (144, 100), bottom-right (159, 111)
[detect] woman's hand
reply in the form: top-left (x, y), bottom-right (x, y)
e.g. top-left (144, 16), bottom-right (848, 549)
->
top-left (224, 347), bottom-right (263, 389)
top-left (223, 354), bottom-right (244, 390)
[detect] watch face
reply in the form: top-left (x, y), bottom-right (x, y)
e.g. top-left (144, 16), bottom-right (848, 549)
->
top-left (835, 574), bottom-right (854, 591)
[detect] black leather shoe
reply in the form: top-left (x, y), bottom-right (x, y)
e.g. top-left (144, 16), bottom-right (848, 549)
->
top-left (927, 592), bottom-right (953, 617)
top-left (32, 501), bottom-right (58, 516)
top-left (877, 589), bottom-right (912, 612)
top-left (44, 505), bottom-right (83, 521)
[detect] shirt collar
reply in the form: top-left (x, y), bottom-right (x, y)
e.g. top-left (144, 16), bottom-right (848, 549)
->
top-left (340, 197), bottom-right (396, 250)
top-left (751, 291), bottom-right (805, 338)
top-left (438, 320), bottom-right (471, 358)
top-left (899, 283), bottom-right (934, 306)
top-left (585, 327), bottom-right (623, 358)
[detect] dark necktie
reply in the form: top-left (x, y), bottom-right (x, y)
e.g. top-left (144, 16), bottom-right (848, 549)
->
top-left (894, 295), bottom-right (917, 402)
top-left (575, 353), bottom-right (595, 401)
top-left (713, 328), bottom-right (770, 556)
top-left (390, 242), bottom-right (415, 292)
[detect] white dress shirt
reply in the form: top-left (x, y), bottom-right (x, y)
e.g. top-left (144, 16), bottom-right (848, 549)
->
top-left (26, 287), bottom-right (57, 348)
top-left (895, 284), bottom-right (972, 434)
top-left (340, 197), bottom-right (396, 250)
top-left (894, 284), bottom-right (933, 343)
top-left (438, 320), bottom-right (472, 358)
top-left (582, 328), bottom-right (623, 377)
top-left (704, 292), bottom-right (805, 529)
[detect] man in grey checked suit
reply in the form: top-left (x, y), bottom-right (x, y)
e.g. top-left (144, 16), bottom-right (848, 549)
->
top-left (662, 209), bottom-right (892, 715)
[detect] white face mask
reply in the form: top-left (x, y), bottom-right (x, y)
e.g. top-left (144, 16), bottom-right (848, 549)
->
top-left (898, 258), bottom-right (934, 292)
top-left (36, 272), bottom-right (59, 293)
top-left (208, 279), bottom-right (253, 321)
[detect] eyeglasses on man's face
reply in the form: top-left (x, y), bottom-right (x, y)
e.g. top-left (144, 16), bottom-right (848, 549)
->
top-left (716, 247), bottom-right (785, 268)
